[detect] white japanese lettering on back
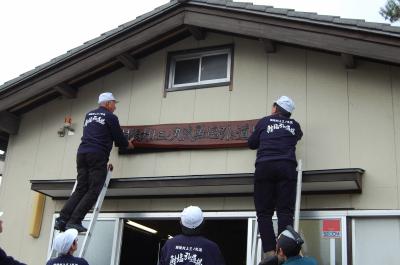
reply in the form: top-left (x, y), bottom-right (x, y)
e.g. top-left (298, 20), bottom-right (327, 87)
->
top-left (84, 115), bottom-right (106, 127)
top-left (266, 120), bottom-right (295, 135)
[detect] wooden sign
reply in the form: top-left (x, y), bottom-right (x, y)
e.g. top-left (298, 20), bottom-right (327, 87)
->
top-left (120, 119), bottom-right (258, 153)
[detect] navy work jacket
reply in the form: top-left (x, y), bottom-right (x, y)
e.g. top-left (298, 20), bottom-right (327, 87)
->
top-left (78, 106), bottom-right (129, 157)
top-left (248, 114), bottom-right (302, 165)
top-left (159, 234), bottom-right (225, 265)
top-left (46, 254), bottom-right (89, 265)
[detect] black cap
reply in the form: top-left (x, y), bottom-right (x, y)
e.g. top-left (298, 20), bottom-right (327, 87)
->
top-left (276, 226), bottom-right (304, 257)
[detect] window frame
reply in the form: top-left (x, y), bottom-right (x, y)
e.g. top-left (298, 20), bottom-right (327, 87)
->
top-left (165, 44), bottom-right (234, 92)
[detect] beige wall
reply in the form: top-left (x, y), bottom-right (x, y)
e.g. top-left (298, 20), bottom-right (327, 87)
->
top-left (1, 32), bottom-right (400, 263)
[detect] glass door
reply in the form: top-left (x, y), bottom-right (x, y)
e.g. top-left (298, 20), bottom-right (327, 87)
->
top-left (48, 216), bottom-right (120, 265)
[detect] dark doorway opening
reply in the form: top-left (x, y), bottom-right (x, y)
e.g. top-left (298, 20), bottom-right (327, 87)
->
top-left (119, 218), bottom-right (247, 265)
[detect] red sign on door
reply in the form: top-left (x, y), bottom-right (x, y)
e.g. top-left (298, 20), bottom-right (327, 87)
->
top-left (322, 219), bottom-right (341, 238)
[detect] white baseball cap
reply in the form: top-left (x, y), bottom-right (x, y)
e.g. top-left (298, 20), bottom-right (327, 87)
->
top-left (275, 96), bottom-right (295, 113)
top-left (98, 92), bottom-right (118, 104)
top-left (181, 206), bottom-right (204, 229)
top-left (53, 228), bottom-right (78, 254)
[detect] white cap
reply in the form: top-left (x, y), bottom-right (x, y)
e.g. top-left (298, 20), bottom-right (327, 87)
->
top-left (275, 96), bottom-right (295, 113)
top-left (181, 206), bottom-right (204, 229)
top-left (53, 229), bottom-right (78, 254)
top-left (0, 211), bottom-right (3, 217)
top-left (98, 92), bottom-right (118, 104)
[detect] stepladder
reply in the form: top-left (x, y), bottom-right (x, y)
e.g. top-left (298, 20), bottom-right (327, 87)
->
top-left (47, 164), bottom-right (113, 259)
top-left (250, 159), bottom-right (303, 265)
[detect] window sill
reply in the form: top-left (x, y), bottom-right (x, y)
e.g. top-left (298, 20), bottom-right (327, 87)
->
top-left (166, 81), bottom-right (230, 92)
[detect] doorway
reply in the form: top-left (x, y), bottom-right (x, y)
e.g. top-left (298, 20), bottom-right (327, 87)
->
top-left (119, 219), bottom-right (248, 265)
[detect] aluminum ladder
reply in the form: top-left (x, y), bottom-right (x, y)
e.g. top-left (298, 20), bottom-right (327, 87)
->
top-left (250, 159), bottom-right (303, 265)
top-left (78, 164), bottom-right (113, 257)
top-left (47, 164), bottom-right (113, 259)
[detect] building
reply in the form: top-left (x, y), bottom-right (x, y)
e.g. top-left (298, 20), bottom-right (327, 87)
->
top-left (0, 1), bottom-right (400, 264)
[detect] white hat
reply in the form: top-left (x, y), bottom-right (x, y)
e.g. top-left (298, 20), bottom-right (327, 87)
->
top-left (0, 211), bottom-right (3, 217)
top-left (181, 206), bottom-right (204, 229)
top-left (98, 92), bottom-right (118, 104)
top-left (53, 228), bottom-right (78, 254)
top-left (275, 96), bottom-right (295, 113)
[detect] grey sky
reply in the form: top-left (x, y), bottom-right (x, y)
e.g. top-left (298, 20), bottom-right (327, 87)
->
top-left (0, 0), bottom-right (396, 85)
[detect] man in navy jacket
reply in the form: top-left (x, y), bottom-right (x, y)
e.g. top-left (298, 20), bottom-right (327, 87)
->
top-left (159, 206), bottom-right (225, 265)
top-left (260, 226), bottom-right (317, 265)
top-left (0, 212), bottom-right (27, 265)
top-left (55, 92), bottom-right (134, 232)
top-left (248, 96), bottom-right (302, 263)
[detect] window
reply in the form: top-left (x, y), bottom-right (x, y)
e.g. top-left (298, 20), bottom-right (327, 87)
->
top-left (167, 45), bottom-right (233, 91)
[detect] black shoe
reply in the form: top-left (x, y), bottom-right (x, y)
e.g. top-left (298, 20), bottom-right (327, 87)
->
top-left (66, 222), bottom-right (88, 233)
top-left (54, 217), bottom-right (67, 231)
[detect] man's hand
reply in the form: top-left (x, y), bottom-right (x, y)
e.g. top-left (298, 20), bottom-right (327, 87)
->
top-left (127, 138), bottom-right (135, 149)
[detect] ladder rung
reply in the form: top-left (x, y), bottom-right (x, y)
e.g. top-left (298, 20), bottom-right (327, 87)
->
top-left (78, 169), bottom-right (112, 258)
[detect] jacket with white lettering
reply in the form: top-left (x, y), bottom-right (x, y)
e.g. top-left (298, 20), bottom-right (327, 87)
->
top-left (77, 107), bottom-right (129, 157)
top-left (46, 254), bottom-right (89, 265)
top-left (247, 114), bottom-right (302, 165)
top-left (159, 234), bottom-right (225, 265)
top-left (0, 248), bottom-right (27, 265)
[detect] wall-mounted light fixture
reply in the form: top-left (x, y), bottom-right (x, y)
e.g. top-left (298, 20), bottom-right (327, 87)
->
top-left (126, 220), bottom-right (158, 234)
top-left (57, 116), bottom-right (75, 137)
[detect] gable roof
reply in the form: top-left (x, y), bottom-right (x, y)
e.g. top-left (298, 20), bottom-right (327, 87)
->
top-left (1, 0), bottom-right (399, 118)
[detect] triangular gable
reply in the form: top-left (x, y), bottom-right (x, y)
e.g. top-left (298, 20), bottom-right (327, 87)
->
top-left (0, 0), bottom-right (399, 130)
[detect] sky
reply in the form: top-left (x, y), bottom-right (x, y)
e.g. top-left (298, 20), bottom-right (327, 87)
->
top-left (0, 0), bottom-right (397, 86)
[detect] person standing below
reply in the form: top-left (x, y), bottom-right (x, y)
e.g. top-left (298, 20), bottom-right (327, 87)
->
top-left (248, 96), bottom-right (303, 263)
top-left (55, 92), bottom-right (134, 232)
top-left (159, 206), bottom-right (225, 265)
top-left (46, 228), bottom-right (89, 265)
top-left (0, 211), bottom-right (27, 265)
top-left (260, 226), bottom-right (317, 265)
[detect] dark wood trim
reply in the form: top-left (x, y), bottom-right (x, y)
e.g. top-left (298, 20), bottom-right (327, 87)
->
top-left (116, 53), bottom-right (139, 70)
top-left (167, 43), bottom-right (234, 56)
top-left (8, 90), bottom-right (58, 113)
top-left (341, 53), bottom-right (356, 69)
top-left (0, 111), bottom-right (20, 135)
top-left (260, 38), bottom-right (276, 53)
top-left (187, 25), bottom-right (206, 40)
top-left (163, 52), bottom-right (172, 98)
top-left (229, 43), bottom-right (235, 91)
top-left (184, 6), bottom-right (400, 46)
top-left (54, 83), bottom-right (77, 98)
top-left (183, 9), bottom-right (400, 65)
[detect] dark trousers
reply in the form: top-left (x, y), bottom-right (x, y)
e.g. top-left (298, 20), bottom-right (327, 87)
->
top-left (60, 152), bottom-right (108, 224)
top-left (253, 160), bottom-right (297, 252)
